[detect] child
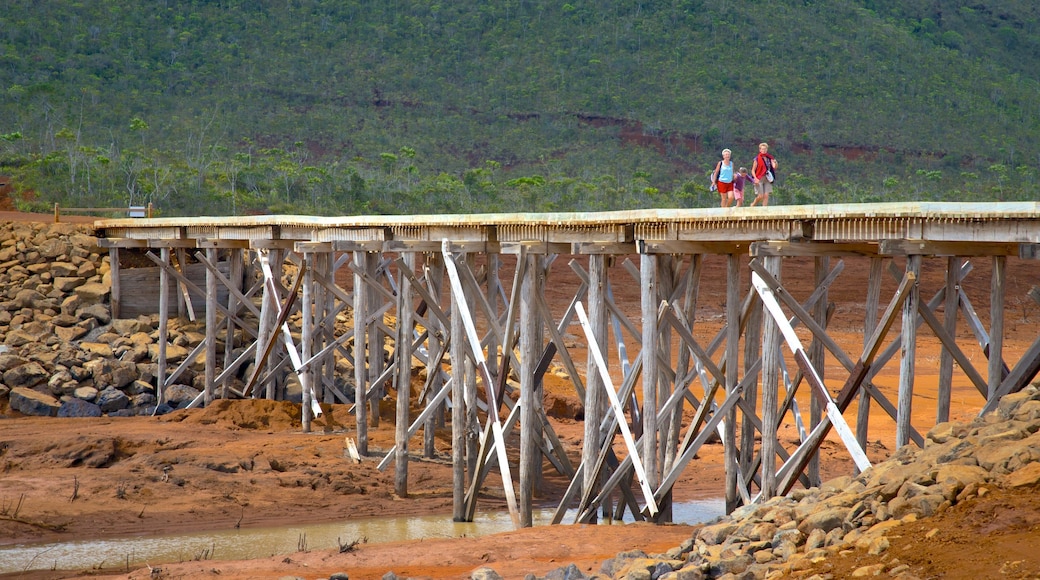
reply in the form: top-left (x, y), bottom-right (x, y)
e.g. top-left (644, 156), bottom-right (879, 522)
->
top-left (732, 167), bottom-right (749, 207)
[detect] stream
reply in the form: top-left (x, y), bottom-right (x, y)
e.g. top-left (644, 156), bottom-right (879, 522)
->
top-left (0, 499), bottom-right (724, 573)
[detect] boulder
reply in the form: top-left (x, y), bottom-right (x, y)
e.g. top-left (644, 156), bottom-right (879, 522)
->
top-left (3, 361), bottom-right (49, 388)
top-left (97, 387), bottom-right (130, 413)
top-left (59, 398), bottom-right (103, 418)
top-left (9, 387), bottom-right (60, 416)
top-left (164, 384), bottom-right (201, 406)
top-left (74, 282), bottom-right (110, 306)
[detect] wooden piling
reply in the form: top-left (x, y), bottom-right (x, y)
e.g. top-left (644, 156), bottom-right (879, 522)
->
top-left (897, 255), bottom-right (921, 448)
top-left (395, 252), bottom-right (416, 497)
top-left (759, 255), bottom-right (782, 498)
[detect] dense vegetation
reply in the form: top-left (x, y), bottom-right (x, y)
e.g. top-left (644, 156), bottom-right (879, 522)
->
top-left (1, 0), bottom-right (1038, 216)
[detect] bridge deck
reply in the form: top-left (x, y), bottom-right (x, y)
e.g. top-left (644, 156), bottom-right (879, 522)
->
top-left (96, 202), bottom-right (1040, 247)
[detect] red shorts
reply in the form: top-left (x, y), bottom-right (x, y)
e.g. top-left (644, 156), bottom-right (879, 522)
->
top-left (717, 181), bottom-right (734, 194)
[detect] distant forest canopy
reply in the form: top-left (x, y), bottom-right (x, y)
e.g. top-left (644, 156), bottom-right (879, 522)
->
top-left (1, 0), bottom-right (1038, 216)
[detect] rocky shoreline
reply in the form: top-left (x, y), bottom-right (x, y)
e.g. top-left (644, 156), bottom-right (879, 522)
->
top-left (0, 221), bottom-right (273, 418)
top-left (492, 385), bottom-right (1040, 580)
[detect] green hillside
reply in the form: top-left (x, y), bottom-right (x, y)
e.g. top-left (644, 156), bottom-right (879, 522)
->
top-left (1, 0), bottom-right (1037, 216)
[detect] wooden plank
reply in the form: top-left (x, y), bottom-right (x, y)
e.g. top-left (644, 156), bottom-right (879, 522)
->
top-left (639, 240), bottom-right (749, 255)
top-left (751, 241), bottom-right (877, 257)
top-left (119, 259), bottom-right (231, 318)
top-left (97, 238), bottom-right (149, 249)
top-left (879, 239), bottom-right (1020, 257)
top-left (573, 242), bottom-right (637, 255)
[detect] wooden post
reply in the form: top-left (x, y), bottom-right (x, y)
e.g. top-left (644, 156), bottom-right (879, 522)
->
top-left (258, 248), bottom-right (282, 400)
top-left (897, 255), bottom-right (921, 448)
top-left (449, 251), bottom-right (467, 521)
top-left (582, 254), bottom-right (608, 521)
top-left (988, 255), bottom-right (1006, 402)
top-left (741, 274), bottom-right (762, 488)
top-left (301, 252), bottom-right (315, 433)
top-left (367, 252), bottom-right (382, 429)
top-left (395, 252), bottom-right (416, 497)
top-left (857, 257), bottom-right (883, 454)
top-left (157, 247), bottom-right (171, 406)
top-left (937, 256), bottom-right (961, 423)
top-left (723, 254), bottom-right (741, 511)
top-left (520, 253), bottom-right (542, 527)
top-left (807, 256), bottom-right (829, 486)
top-left (109, 248), bottom-right (121, 319)
top-left (322, 252), bottom-right (337, 404)
top-left (464, 253), bottom-right (479, 477)
top-left (486, 252), bottom-right (502, 379)
top-left (639, 251), bottom-right (660, 495)
top-left (204, 247), bottom-right (218, 406)
top-left (656, 255), bottom-right (676, 523)
top-left (425, 253), bottom-right (444, 458)
top-left (353, 250), bottom-right (369, 455)
top-left (223, 249), bottom-right (242, 400)
top-left (759, 255), bottom-right (782, 497)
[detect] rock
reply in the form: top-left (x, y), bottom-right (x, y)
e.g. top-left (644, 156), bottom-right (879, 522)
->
top-left (698, 521), bottom-right (739, 545)
top-left (54, 324), bottom-right (90, 342)
top-left (74, 386), bottom-right (100, 401)
top-left (53, 277), bottom-right (84, 292)
top-left (80, 342), bottom-right (115, 358)
top-left (97, 387), bottom-right (130, 413)
top-left (58, 398), bottom-right (103, 418)
top-left (798, 507), bottom-right (847, 536)
top-left (471, 567), bottom-right (505, 580)
top-left (38, 238), bottom-right (70, 259)
top-left (164, 384), bottom-right (201, 406)
top-left (1004, 462), bottom-right (1040, 488)
top-left (9, 387), bottom-right (61, 416)
top-left (74, 281), bottom-right (110, 305)
top-left (851, 563), bottom-right (885, 577)
top-left (3, 361), bottom-right (49, 388)
top-left (3, 329), bottom-right (37, 347)
top-left (77, 303), bottom-right (111, 324)
top-left (542, 563), bottom-right (585, 580)
top-left (329, 574), bottom-right (350, 580)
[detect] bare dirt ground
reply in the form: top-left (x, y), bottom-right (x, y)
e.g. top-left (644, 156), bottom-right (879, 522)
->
top-left (2, 208), bottom-right (1040, 579)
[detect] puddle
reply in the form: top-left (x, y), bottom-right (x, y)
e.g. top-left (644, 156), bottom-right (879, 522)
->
top-left (0, 499), bottom-right (724, 573)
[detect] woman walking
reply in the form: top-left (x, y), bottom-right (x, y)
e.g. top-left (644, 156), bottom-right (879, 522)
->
top-left (711, 149), bottom-right (736, 208)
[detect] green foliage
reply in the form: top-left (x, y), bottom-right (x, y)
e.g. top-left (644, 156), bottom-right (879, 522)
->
top-left (0, 0), bottom-right (1037, 214)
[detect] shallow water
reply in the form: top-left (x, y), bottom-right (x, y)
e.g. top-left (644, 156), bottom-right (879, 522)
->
top-left (0, 499), bottom-right (724, 573)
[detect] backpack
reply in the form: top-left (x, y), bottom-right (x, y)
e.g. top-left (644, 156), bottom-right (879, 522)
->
top-left (758, 154), bottom-right (777, 182)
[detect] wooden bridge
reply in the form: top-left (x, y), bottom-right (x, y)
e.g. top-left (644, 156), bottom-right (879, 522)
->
top-left (96, 202), bottom-right (1040, 528)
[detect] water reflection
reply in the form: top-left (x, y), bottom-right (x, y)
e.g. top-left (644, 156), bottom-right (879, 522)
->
top-left (0, 499), bottom-right (724, 573)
